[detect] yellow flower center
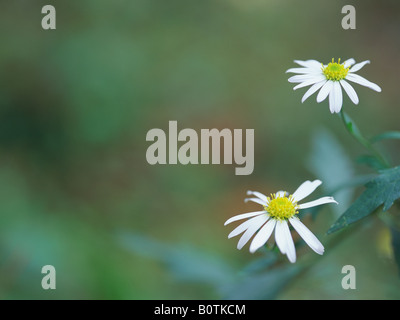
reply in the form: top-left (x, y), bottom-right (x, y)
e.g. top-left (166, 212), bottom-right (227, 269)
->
top-left (322, 58), bottom-right (349, 81)
top-left (264, 193), bottom-right (299, 221)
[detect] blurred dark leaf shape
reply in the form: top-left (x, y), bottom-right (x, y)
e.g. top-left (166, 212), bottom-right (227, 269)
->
top-left (238, 252), bottom-right (278, 276)
top-left (221, 264), bottom-right (300, 300)
top-left (118, 232), bottom-right (235, 288)
top-left (118, 232), bottom-right (300, 299)
top-left (328, 166), bottom-right (400, 234)
top-left (307, 127), bottom-right (354, 218)
top-left (390, 227), bottom-right (400, 276)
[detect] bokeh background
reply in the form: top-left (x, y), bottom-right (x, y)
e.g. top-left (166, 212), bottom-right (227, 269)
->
top-left (0, 0), bottom-right (400, 299)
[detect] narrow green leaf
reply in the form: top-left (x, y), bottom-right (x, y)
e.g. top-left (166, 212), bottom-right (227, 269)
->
top-left (340, 111), bottom-right (391, 169)
top-left (357, 154), bottom-right (387, 170)
top-left (370, 131), bottom-right (400, 144)
top-left (328, 166), bottom-right (400, 234)
top-left (340, 111), bottom-right (370, 148)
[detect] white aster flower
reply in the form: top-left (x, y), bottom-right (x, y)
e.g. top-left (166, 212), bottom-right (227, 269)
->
top-left (224, 180), bottom-right (337, 263)
top-left (287, 58), bottom-right (382, 114)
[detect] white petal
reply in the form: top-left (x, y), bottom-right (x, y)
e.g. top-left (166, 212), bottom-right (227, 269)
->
top-left (329, 81), bottom-right (343, 113)
top-left (294, 59), bottom-right (322, 69)
top-left (340, 79), bottom-right (359, 105)
top-left (249, 219), bottom-right (276, 253)
top-left (274, 221), bottom-right (296, 262)
top-left (328, 92), bottom-right (335, 113)
top-left (275, 220), bottom-right (287, 254)
top-left (334, 81), bottom-right (343, 113)
top-left (298, 196), bottom-right (338, 209)
top-left (293, 75), bottom-right (326, 90)
top-left (316, 80), bottom-right (334, 103)
top-left (289, 218), bottom-right (324, 255)
top-left (244, 197), bottom-right (266, 206)
top-left (346, 73), bottom-right (382, 92)
top-left (343, 58), bottom-right (356, 68)
top-left (228, 214), bottom-right (268, 239)
top-left (292, 180), bottom-right (322, 202)
top-left (237, 215), bottom-right (269, 250)
top-left (286, 67), bottom-right (322, 74)
top-left (281, 220), bottom-right (296, 263)
top-left (349, 60), bottom-right (370, 73)
top-left (224, 211), bottom-right (266, 226)
top-left (246, 190), bottom-right (268, 203)
top-left (288, 74), bottom-right (323, 84)
top-left (301, 80), bottom-right (327, 103)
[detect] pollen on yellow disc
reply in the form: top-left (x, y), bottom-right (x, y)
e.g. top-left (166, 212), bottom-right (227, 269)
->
top-left (322, 58), bottom-right (350, 81)
top-left (264, 193), bottom-right (298, 221)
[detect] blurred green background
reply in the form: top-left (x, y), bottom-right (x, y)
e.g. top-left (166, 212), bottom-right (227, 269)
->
top-left (0, 0), bottom-right (400, 299)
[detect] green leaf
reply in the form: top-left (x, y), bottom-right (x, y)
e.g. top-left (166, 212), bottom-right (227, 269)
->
top-left (328, 166), bottom-right (400, 234)
top-left (370, 131), bottom-right (400, 144)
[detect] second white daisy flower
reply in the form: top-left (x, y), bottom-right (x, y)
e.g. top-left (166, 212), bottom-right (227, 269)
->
top-left (287, 58), bottom-right (381, 114)
top-left (224, 180), bottom-right (337, 263)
